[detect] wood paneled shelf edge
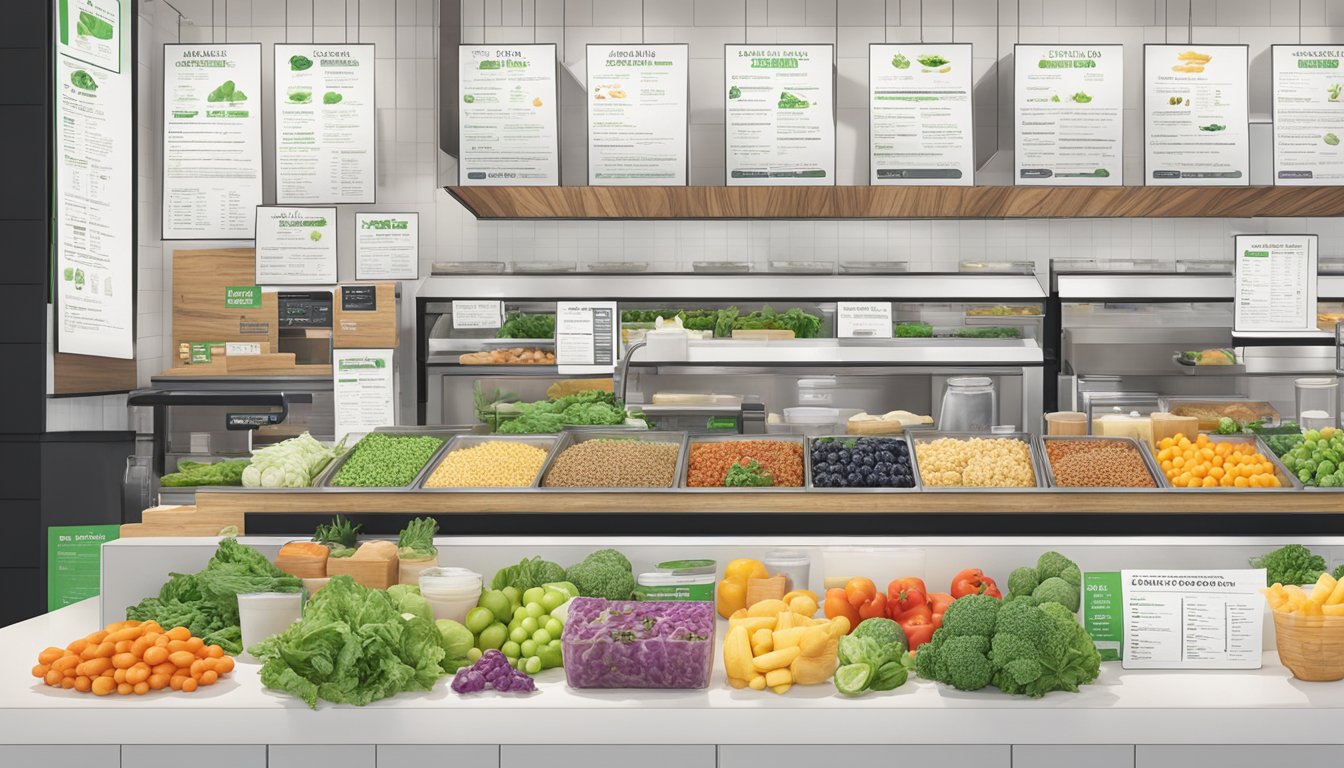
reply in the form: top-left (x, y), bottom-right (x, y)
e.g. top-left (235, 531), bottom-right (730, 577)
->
top-left (444, 185), bottom-right (1344, 220)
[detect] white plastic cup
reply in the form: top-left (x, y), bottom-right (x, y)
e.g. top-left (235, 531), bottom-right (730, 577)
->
top-left (419, 567), bottom-right (483, 624)
top-left (237, 591), bottom-right (304, 660)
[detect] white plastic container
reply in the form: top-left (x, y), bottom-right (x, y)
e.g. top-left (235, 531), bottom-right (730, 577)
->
top-left (764, 550), bottom-right (811, 593)
top-left (634, 571), bottom-right (715, 601)
top-left (237, 591), bottom-right (304, 660)
top-left (419, 567), bottom-right (483, 624)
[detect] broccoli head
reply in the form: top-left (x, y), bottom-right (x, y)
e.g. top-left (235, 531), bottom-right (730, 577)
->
top-left (1035, 551), bottom-right (1075, 582)
top-left (988, 599), bottom-right (1101, 697)
top-left (940, 593), bottom-right (1000, 637)
top-left (1006, 566), bottom-right (1040, 599)
top-left (565, 548), bottom-right (635, 600)
top-left (1032, 577), bottom-right (1080, 613)
top-left (913, 628), bottom-right (946, 680)
top-left (934, 635), bottom-right (994, 691)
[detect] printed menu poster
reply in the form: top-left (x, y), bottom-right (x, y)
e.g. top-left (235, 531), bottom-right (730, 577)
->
top-left (1144, 44), bottom-right (1249, 185)
top-left (162, 44), bottom-right (263, 239)
top-left (274, 44), bottom-right (376, 204)
top-left (255, 206), bottom-right (338, 285)
top-left (58, 0), bottom-right (120, 73)
top-left (1272, 45), bottom-right (1344, 185)
top-left (355, 212), bottom-right (418, 280)
top-left (333, 349), bottom-right (395, 440)
top-left (556, 301), bottom-right (618, 374)
top-left (459, 44), bottom-right (559, 185)
top-left (1121, 569), bottom-right (1265, 669)
top-left (586, 44), bottom-right (689, 185)
top-left (725, 44), bottom-right (835, 185)
top-left (54, 0), bottom-right (134, 359)
top-left (1233, 234), bottom-right (1318, 334)
top-left (1015, 44), bottom-right (1124, 185)
top-left (868, 43), bottom-right (973, 185)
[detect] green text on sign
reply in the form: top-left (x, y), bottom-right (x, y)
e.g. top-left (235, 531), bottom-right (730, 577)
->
top-left (48, 525), bottom-right (120, 611)
top-left (226, 285), bottom-right (262, 308)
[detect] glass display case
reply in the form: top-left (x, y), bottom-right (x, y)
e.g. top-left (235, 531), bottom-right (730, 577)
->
top-left (1054, 267), bottom-right (1344, 432)
top-left (416, 274), bottom-right (1047, 436)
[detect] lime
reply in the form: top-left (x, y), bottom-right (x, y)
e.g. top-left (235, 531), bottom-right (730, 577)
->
top-left (835, 663), bottom-right (873, 696)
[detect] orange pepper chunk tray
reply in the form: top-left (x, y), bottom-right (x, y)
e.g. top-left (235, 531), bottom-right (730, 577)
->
top-left (685, 439), bottom-right (805, 487)
top-left (1153, 432), bottom-right (1290, 489)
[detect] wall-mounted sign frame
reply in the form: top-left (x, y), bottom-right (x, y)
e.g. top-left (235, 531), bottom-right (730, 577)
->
top-left (725, 44), bottom-right (836, 186)
top-left (1271, 44), bottom-right (1344, 186)
top-left (162, 42), bottom-right (263, 240)
top-left (869, 43), bottom-right (974, 186)
top-left (1143, 43), bottom-right (1250, 186)
top-left (1233, 233), bottom-right (1318, 335)
top-left (458, 43), bottom-right (560, 186)
top-left (1014, 43), bottom-right (1124, 186)
top-left (586, 43), bottom-right (689, 186)
top-left (274, 43), bottom-right (377, 204)
top-left (254, 206), bottom-right (339, 285)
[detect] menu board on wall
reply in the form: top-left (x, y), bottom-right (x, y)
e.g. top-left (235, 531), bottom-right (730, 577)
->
top-left (274, 44), bottom-right (376, 204)
top-left (255, 206), bottom-right (338, 285)
top-left (354, 212), bottom-right (418, 280)
top-left (1233, 234), bottom-right (1318, 334)
top-left (869, 43), bottom-right (974, 186)
top-left (725, 44), bottom-right (835, 185)
top-left (459, 44), bottom-right (559, 186)
top-left (162, 43), bottom-right (263, 239)
top-left (586, 44), bottom-right (689, 185)
top-left (1271, 45), bottom-right (1344, 185)
top-left (1144, 44), bottom-right (1249, 186)
top-left (1014, 44), bottom-right (1124, 185)
top-left (54, 0), bottom-right (134, 359)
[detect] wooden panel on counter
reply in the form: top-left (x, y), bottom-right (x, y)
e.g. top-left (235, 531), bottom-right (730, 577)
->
top-left (445, 185), bottom-right (1344, 220)
top-left (194, 489), bottom-right (1344, 516)
top-left (52, 352), bottom-right (136, 395)
top-left (333, 282), bottom-right (398, 349)
top-left (119, 505), bottom-right (245, 537)
top-left (171, 248), bottom-right (279, 363)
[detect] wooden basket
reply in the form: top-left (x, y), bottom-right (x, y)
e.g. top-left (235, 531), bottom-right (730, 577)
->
top-left (1273, 611), bottom-right (1344, 682)
top-left (327, 554), bottom-right (399, 590)
top-left (274, 542), bottom-right (329, 580)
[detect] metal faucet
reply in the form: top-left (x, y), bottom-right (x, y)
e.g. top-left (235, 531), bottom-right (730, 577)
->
top-left (615, 340), bottom-right (647, 404)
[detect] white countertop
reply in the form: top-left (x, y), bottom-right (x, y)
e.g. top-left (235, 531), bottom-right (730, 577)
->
top-left (3, 599), bottom-right (1344, 745)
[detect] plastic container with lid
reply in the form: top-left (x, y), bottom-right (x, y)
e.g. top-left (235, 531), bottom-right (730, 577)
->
top-left (419, 567), bottom-right (483, 624)
top-left (1296, 377), bottom-right (1338, 429)
top-left (633, 559), bottom-right (716, 601)
top-left (763, 550), bottom-right (811, 594)
top-left (237, 591), bottom-right (304, 660)
top-left (1093, 410), bottom-right (1154, 450)
top-left (798, 377), bottom-right (839, 405)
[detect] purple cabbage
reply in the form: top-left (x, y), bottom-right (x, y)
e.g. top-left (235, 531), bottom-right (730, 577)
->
top-left (561, 598), bottom-right (715, 689)
top-left (451, 650), bottom-right (536, 694)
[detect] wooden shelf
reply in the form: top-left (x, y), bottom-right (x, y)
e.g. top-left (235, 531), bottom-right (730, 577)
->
top-left (445, 184), bottom-right (1344, 220)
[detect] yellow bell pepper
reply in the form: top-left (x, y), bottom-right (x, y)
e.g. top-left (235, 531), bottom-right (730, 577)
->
top-left (716, 558), bottom-right (768, 618)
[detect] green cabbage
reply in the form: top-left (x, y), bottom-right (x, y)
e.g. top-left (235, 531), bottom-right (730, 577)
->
top-left (250, 575), bottom-right (449, 709)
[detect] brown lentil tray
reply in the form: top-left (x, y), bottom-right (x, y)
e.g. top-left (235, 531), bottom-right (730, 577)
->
top-left (1044, 439), bottom-right (1156, 488)
top-left (686, 440), bottom-right (804, 487)
top-left (541, 439), bottom-right (681, 488)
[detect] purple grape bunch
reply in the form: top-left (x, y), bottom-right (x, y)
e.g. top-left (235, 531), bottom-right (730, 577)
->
top-left (450, 649), bottom-right (537, 694)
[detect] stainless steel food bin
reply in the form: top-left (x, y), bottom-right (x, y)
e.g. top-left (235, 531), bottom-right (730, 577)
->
top-left (537, 430), bottom-right (689, 490)
top-left (680, 434), bottom-right (809, 491)
top-left (413, 434), bottom-right (562, 490)
top-left (804, 434), bottom-right (920, 492)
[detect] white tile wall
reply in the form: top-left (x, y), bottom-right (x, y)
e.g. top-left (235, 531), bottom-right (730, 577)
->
top-left (450, 0), bottom-right (1344, 278)
top-left (55, 0), bottom-right (1344, 430)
